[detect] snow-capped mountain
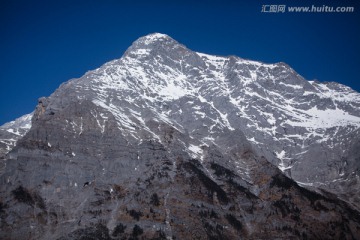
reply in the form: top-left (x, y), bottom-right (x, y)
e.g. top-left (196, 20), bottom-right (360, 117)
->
top-left (53, 33), bottom-right (360, 207)
top-left (1, 33), bottom-right (360, 239)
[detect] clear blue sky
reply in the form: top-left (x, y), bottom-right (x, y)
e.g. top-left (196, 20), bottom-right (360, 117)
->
top-left (1, 0), bottom-right (359, 125)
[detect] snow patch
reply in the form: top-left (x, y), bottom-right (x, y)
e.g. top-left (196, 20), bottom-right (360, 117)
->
top-left (276, 150), bottom-right (292, 172)
top-left (188, 144), bottom-right (203, 159)
top-left (284, 106), bottom-right (360, 129)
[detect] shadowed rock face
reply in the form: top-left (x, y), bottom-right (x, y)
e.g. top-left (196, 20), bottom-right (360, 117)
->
top-left (1, 33), bottom-right (360, 239)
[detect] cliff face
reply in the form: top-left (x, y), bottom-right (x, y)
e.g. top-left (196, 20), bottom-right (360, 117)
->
top-left (1, 33), bottom-right (360, 239)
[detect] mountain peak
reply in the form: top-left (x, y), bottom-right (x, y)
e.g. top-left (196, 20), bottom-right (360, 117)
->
top-left (131, 32), bottom-right (178, 47)
top-left (123, 33), bottom-right (187, 58)
top-left (141, 32), bottom-right (172, 42)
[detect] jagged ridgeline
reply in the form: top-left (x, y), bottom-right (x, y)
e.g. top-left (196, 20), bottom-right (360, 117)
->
top-left (1, 33), bottom-right (360, 239)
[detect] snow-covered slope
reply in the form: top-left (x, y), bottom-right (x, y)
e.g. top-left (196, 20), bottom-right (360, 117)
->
top-left (0, 113), bottom-right (32, 155)
top-left (0, 112), bottom-right (32, 173)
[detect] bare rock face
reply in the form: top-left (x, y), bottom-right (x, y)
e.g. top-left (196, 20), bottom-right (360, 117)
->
top-left (1, 33), bottom-right (360, 239)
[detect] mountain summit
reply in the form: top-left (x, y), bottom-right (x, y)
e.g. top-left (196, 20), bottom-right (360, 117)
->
top-left (1, 33), bottom-right (360, 239)
top-left (127, 33), bottom-right (179, 48)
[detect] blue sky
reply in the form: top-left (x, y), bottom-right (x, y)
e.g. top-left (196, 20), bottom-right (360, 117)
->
top-left (1, 0), bottom-right (359, 125)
